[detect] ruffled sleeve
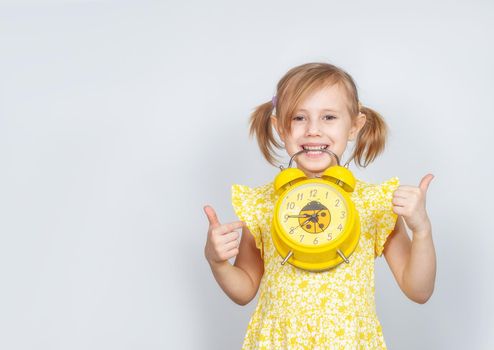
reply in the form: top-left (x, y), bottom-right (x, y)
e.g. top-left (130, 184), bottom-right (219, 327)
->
top-left (373, 177), bottom-right (400, 257)
top-left (231, 184), bottom-right (264, 257)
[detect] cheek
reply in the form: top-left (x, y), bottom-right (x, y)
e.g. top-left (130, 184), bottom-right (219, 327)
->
top-left (323, 124), bottom-right (349, 139)
top-left (288, 125), bottom-right (306, 139)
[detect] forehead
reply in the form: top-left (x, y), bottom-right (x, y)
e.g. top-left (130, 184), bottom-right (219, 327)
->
top-left (295, 83), bottom-right (350, 114)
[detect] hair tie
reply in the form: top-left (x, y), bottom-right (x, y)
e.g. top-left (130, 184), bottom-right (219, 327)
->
top-left (271, 96), bottom-right (277, 109)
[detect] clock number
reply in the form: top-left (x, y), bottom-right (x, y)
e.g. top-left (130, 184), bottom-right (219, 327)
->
top-left (297, 193), bottom-right (304, 201)
top-left (313, 237), bottom-right (319, 245)
top-left (286, 202), bottom-right (295, 210)
top-left (289, 227), bottom-right (296, 235)
top-left (325, 191), bottom-right (329, 199)
top-left (337, 224), bottom-right (343, 231)
top-left (335, 199), bottom-right (340, 207)
top-left (327, 233), bottom-right (332, 240)
top-left (340, 211), bottom-right (346, 219)
top-left (284, 214), bottom-right (289, 223)
top-left (299, 235), bottom-right (304, 242)
top-left (310, 189), bottom-right (317, 197)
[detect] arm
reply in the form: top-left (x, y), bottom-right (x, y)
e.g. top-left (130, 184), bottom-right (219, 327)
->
top-left (383, 216), bottom-right (436, 304)
top-left (382, 174), bottom-right (437, 304)
top-left (204, 206), bottom-right (264, 305)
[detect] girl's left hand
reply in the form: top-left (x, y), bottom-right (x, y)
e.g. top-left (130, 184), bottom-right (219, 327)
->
top-left (392, 174), bottom-right (434, 234)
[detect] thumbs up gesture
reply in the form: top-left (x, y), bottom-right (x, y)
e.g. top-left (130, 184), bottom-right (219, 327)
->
top-left (392, 174), bottom-right (434, 234)
top-left (204, 205), bottom-right (244, 265)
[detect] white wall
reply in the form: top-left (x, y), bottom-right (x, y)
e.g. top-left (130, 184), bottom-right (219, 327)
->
top-left (1, 0), bottom-right (493, 349)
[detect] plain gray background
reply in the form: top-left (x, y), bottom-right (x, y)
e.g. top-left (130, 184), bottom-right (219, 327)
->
top-left (1, 0), bottom-right (493, 349)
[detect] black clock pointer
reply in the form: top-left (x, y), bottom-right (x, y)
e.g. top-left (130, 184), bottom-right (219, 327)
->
top-left (300, 217), bottom-right (312, 229)
top-left (296, 208), bottom-right (325, 233)
top-left (292, 216), bottom-right (313, 233)
top-left (309, 208), bottom-right (325, 223)
top-left (303, 208), bottom-right (324, 226)
top-left (287, 206), bottom-right (325, 233)
top-left (308, 208), bottom-right (326, 234)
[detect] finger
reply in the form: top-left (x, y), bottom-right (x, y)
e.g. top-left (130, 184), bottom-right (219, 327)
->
top-left (393, 189), bottom-right (409, 198)
top-left (215, 231), bottom-right (240, 246)
top-left (392, 206), bottom-right (407, 216)
top-left (396, 185), bottom-right (421, 193)
top-left (392, 197), bottom-right (407, 207)
top-left (221, 231), bottom-right (240, 243)
top-left (204, 205), bottom-right (221, 227)
top-left (221, 221), bottom-right (245, 234)
top-left (212, 221), bottom-right (245, 236)
top-left (223, 248), bottom-right (239, 260)
top-left (419, 173), bottom-right (434, 193)
top-left (223, 239), bottom-right (240, 251)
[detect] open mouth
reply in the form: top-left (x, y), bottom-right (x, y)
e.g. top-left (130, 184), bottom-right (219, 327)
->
top-left (301, 144), bottom-right (329, 153)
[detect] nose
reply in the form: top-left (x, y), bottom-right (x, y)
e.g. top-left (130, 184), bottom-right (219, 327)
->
top-left (306, 118), bottom-right (322, 136)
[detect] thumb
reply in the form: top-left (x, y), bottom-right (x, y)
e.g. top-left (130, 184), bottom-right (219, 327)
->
top-left (203, 205), bottom-right (221, 228)
top-left (419, 173), bottom-right (434, 193)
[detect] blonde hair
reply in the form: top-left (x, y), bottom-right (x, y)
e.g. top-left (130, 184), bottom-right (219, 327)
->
top-left (249, 62), bottom-right (388, 168)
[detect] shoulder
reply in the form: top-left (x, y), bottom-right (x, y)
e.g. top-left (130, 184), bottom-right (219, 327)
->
top-left (231, 181), bottom-right (274, 233)
top-left (353, 176), bottom-right (400, 209)
top-left (232, 182), bottom-right (273, 198)
top-left (231, 182), bottom-right (274, 214)
top-left (355, 176), bottom-right (399, 193)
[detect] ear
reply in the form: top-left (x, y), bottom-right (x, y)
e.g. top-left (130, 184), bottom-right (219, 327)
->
top-left (271, 115), bottom-right (285, 142)
top-left (349, 112), bottom-right (366, 141)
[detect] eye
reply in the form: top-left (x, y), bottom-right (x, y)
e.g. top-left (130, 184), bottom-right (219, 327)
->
top-left (292, 115), bottom-right (305, 121)
top-left (323, 115), bottom-right (336, 120)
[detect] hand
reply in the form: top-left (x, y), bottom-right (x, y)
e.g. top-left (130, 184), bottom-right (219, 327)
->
top-left (204, 205), bottom-right (244, 265)
top-left (392, 174), bottom-right (434, 234)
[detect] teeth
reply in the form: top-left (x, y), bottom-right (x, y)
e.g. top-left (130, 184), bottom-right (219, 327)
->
top-left (302, 145), bottom-right (328, 151)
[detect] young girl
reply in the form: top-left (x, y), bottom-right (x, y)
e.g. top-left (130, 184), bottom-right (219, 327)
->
top-left (204, 62), bottom-right (436, 349)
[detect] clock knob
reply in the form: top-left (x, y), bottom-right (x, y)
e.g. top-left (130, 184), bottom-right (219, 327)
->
top-left (274, 168), bottom-right (306, 194)
top-left (322, 166), bottom-right (356, 192)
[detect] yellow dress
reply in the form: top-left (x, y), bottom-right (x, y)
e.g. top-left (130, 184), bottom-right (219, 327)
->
top-left (231, 177), bottom-right (400, 350)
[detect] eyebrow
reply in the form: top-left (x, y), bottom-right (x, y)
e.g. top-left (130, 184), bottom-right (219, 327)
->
top-left (296, 108), bottom-right (340, 113)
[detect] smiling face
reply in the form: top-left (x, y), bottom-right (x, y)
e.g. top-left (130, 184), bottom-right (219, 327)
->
top-left (272, 83), bottom-right (366, 178)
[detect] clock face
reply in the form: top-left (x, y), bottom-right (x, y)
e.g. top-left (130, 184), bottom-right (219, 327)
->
top-left (278, 182), bottom-right (349, 247)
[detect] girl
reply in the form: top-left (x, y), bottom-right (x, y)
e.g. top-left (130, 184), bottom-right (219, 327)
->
top-left (204, 62), bottom-right (436, 349)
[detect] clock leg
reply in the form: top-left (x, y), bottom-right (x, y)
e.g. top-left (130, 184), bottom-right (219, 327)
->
top-left (281, 250), bottom-right (294, 265)
top-left (337, 249), bottom-right (350, 264)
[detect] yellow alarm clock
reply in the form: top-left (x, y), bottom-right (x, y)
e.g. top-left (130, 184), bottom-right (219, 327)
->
top-left (272, 149), bottom-right (361, 272)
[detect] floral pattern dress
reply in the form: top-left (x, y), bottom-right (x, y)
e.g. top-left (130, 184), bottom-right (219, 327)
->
top-left (231, 177), bottom-right (400, 349)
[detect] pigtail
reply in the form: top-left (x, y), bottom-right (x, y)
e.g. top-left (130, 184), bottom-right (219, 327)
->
top-left (350, 105), bottom-right (388, 168)
top-left (249, 101), bottom-right (281, 166)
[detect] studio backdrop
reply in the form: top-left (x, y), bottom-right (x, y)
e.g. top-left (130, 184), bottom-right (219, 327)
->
top-left (0, 0), bottom-right (493, 349)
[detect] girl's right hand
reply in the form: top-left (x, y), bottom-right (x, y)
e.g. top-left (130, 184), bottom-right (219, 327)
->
top-left (203, 205), bottom-right (244, 265)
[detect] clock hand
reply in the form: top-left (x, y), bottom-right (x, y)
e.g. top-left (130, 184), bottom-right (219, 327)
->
top-left (308, 208), bottom-right (326, 233)
top-left (309, 208), bottom-right (325, 222)
top-left (297, 209), bottom-right (322, 232)
top-left (288, 208), bottom-right (324, 232)
top-left (295, 216), bottom-right (312, 231)
top-left (286, 215), bottom-right (312, 235)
